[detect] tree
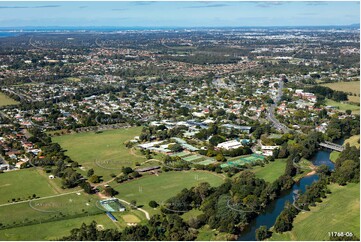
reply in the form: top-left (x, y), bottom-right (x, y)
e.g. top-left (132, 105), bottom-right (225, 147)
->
top-left (215, 153), bottom-right (226, 162)
top-left (170, 143), bottom-right (183, 152)
top-left (255, 226), bottom-right (270, 241)
top-left (149, 200), bottom-right (159, 208)
top-left (122, 167), bottom-right (134, 175)
top-left (346, 109), bottom-right (352, 115)
top-left (130, 200), bottom-right (137, 209)
top-left (88, 175), bottom-right (100, 183)
top-left (87, 168), bottom-right (94, 177)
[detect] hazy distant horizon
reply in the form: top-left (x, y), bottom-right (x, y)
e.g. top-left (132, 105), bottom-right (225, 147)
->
top-left (0, 1), bottom-right (359, 28)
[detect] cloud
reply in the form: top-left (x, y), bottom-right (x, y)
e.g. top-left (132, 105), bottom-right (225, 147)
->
top-left (184, 3), bottom-right (229, 9)
top-left (133, 1), bottom-right (155, 6)
top-left (299, 13), bottom-right (318, 16)
top-left (306, 2), bottom-right (328, 6)
top-left (79, 6), bottom-right (87, 9)
top-left (0, 5), bottom-right (60, 9)
top-left (254, 2), bottom-right (286, 8)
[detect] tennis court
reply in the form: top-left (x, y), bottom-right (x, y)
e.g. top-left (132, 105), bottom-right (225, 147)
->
top-left (183, 154), bottom-right (204, 162)
top-left (170, 151), bottom-right (191, 157)
top-left (197, 159), bottom-right (217, 165)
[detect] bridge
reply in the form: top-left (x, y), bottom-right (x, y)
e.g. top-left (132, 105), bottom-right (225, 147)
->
top-left (319, 141), bottom-right (345, 152)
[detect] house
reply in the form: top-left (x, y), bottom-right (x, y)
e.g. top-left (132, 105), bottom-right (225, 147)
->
top-left (261, 145), bottom-right (279, 156)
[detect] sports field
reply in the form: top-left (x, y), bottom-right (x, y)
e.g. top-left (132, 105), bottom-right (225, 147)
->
top-left (112, 170), bottom-right (224, 216)
top-left (222, 154), bottom-right (265, 168)
top-left (0, 169), bottom-right (59, 204)
top-left (0, 192), bottom-right (103, 229)
top-left (0, 92), bottom-right (19, 107)
top-left (0, 213), bottom-right (117, 241)
top-left (52, 127), bottom-right (146, 180)
top-left (322, 81), bottom-right (360, 103)
top-left (326, 99), bottom-right (360, 114)
top-left (251, 159), bottom-right (287, 183)
top-left (270, 182), bottom-right (360, 241)
top-left (344, 135), bottom-right (360, 149)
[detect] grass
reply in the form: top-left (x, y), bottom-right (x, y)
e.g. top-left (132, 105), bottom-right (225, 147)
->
top-left (0, 169), bottom-right (59, 204)
top-left (344, 135), bottom-right (360, 149)
top-left (196, 225), bottom-right (231, 241)
top-left (322, 81), bottom-right (360, 96)
top-left (270, 183), bottom-right (360, 241)
top-left (52, 127), bottom-right (146, 180)
top-left (111, 170), bottom-right (224, 216)
top-left (0, 192), bottom-right (103, 228)
top-left (0, 213), bottom-right (118, 241)
top-left (251, 159), bottom-right (287, 183)
top-left (0, 92), bottom-right (19, 107)
top-left (326, 99), bottom-right (360, 114)
top-left (330, 151), bottom-right (340, 162)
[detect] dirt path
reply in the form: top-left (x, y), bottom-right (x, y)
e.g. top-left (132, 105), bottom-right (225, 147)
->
top-left (129, 147), bottom-right (145, 158)
top-left (36, 169), bottom-right (63, 194)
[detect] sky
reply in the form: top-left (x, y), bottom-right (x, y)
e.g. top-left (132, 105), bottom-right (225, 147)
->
top-left (0, 1), bottom-right (359, 28)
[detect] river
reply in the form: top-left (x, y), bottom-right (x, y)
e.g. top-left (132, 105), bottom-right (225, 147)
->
top-left (238, 139), bottom-right (343, 241)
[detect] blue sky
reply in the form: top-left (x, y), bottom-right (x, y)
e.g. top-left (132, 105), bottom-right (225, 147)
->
top-left (0, 1), bottom-right (359, 27)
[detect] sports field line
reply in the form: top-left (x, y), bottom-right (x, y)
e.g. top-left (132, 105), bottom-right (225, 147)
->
top-left (0, 189), bottom-right (83, 208)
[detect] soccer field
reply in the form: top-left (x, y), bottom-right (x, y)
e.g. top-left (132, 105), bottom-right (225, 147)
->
top-left (0, 169), bottom-right (59, 204)
top-left (112, 170), bottom-right (224, 216)
top-left (52, 127), bottom-right (146, 180)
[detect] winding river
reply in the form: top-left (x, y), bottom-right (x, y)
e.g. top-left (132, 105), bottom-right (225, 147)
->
top-left (238, 139), bottom-right (343, 241)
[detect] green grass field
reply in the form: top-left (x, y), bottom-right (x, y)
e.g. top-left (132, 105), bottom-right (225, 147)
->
top-left (330, 151), bottom-right (340, 162)
top-left (251, 159), bottom-right (287, 183)
top-left (112, 171), bottom-right (224, 216)
top-left (344, 135), bottom-right (360, 149)
top-left (0, 192), bottom-right (103, 228)
top-left (0, 92), bottom-right (19, 107)
top-left (0, 169), bottom-right (59, 204)
top-left (53, 127), bottom-right (147, 180)
top-left (270, 183), bottom-right (360, 241)
top-left (326, 99), bottom-right (360, 114)
top-left (322, 81), bottom-right (360, 94)
top-left (0, 213), bottom-right (117, 241)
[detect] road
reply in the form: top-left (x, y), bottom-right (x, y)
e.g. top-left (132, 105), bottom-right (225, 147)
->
top-left (266, 79), bottom-right (290, 133)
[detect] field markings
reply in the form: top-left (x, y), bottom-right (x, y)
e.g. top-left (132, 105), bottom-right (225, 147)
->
top-left (0, 190), bottom-right (83, 208)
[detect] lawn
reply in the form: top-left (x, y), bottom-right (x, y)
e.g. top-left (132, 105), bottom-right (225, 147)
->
top-left (0, 213), bottom-right (117, 241)
top-left (330, 151), bottom-right (340, 162)
top-left (52, 127), bottom-right (146, 180)
top-left (344, 135), bottom-right (360, 149)
top-left (251, 159), bottom-right (287, 183)
top-left (322, 81), bottom-right (360, 99)
top-left (326, 99), bottom-right (360, 114)
top-left (0, 192), bottom-right (103, 229)
top-left (270, 182), bottom-right (360, 241)
top-left (111, 170), bottom-right (224, 216)
top-left (0, 169), bottom-right (59, 204)
top-left (0, 92), bottom-right (19, 107)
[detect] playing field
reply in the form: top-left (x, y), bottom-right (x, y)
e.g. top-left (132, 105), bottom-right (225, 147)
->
top-left (0, 92), bottom-right (19, 107)
top-left (0, 169), bottom-right (59, 204)
top-left (270, 182), bottom-right (360, 241)
top-left (222, 154), bottom-right (265, 168)
top-left (0, 213), bottom-right (118, 241)
top-left (0, 192), bottom-right (103, 229)
top-left (251, 159), bottom-right (287, 183)
top-left (52, 127), bottom-right (146, 180)
top-left (344, 135), bottom-right (360, 149)
top-left (112, 171), bottom-right (224, 216)
top-left (326, 99), bottom-right (360, 114)
top-left (322, 81), bottom-right (360, 103)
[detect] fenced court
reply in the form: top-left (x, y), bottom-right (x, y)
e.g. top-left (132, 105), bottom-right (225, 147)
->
top-left (197, 159), bottom-right (217, 166)
top-left (221, 154), bottom-right (265, 168)
top-left (183, 154), bottom-right (204, 162)
top-left (170, 151), bottom-right (191, 157)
